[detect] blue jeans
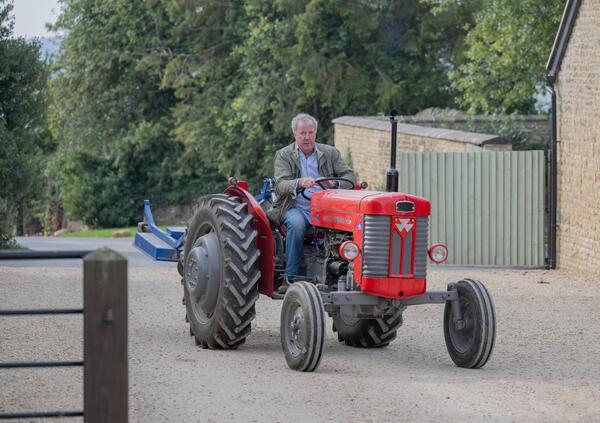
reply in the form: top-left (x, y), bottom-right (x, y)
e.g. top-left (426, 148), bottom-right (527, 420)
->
top-left (283, 208), bottom-right (309, 278)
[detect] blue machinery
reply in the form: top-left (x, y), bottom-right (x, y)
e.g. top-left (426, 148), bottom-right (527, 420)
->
top-left (134, 178), bottom-right (273, 262)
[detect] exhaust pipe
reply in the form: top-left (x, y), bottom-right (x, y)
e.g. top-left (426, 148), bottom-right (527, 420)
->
top-left (386, 109), bottom-right (399, 192)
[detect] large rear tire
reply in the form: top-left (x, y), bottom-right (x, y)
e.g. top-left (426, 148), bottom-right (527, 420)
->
top-left (183, 194), bottom-right (261, 349)
top-left (443, 279), bottom-right (496, 369)
top-left (332, 307), bottom-right (404, 348)
top-left (280, 281), bottom-right (325, 372)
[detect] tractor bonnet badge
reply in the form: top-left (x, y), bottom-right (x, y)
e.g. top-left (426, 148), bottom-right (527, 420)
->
top-left (395, 218), bottom-right (414, 236)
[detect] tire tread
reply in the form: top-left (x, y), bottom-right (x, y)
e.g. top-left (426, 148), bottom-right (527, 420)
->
top-left (184, 194), bottom-right (261, 350)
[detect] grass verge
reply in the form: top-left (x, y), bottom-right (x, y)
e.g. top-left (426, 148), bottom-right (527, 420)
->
top-left (59, 226), bottom-right (171, 238)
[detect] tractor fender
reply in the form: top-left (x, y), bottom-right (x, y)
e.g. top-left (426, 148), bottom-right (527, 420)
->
top-left (225, 185), bottom-right (275, 297)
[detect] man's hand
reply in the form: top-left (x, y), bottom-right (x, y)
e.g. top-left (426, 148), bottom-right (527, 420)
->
top-left (298, 177), bottom-right (316, 189)
top-left (319, 180), bottom-right (338, 188)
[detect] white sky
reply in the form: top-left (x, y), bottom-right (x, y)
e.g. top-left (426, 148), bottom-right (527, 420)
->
top-left (12, 0), bottom-right (61, 38)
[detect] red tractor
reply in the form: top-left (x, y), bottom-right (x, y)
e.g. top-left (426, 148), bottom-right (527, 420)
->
top-left (136, 113), bottom-right (496, 372)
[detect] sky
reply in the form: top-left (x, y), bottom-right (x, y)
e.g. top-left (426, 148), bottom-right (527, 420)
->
top-left (12, 0), bottom-right (61, 38)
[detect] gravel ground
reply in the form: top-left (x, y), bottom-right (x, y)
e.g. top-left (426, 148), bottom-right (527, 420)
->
top-left (1, 264), bottom-right (600, 422)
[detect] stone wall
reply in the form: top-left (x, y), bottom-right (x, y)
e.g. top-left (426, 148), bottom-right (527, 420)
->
top-left (333, 116), bottom-right (511, 190)
top-left (555, 0), bottom-right (600, 277)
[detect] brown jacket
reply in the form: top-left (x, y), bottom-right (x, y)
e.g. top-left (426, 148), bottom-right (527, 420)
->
top-left (269, 142), bottom-right (355, 224)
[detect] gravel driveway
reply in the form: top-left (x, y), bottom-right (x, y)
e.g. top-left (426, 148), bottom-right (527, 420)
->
top-left (1, 260), bottom-right (600, 422)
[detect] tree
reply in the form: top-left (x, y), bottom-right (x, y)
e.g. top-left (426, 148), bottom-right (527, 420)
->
top-left (0, 0), bottom-right (48, 246)
top-left (450, 0), bottom-right (565, 114)
top-left (50, 0), bottom-right (222, 227)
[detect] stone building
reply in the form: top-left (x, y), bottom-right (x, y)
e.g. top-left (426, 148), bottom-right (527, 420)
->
top-left (333, 116), bottom-right (511, 190)
top-left (547, 0), bottom-right (600, 276)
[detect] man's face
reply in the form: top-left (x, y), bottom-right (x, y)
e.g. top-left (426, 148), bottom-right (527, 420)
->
top-left (294, 120), bottom-right (317, 155)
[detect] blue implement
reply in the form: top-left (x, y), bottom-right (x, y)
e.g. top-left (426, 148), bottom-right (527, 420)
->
top-left (134, 200), bottom-right (185, 262)
top-left (135, 180), bottom-right (274, 262)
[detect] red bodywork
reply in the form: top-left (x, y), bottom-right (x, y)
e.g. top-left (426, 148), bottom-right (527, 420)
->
top-left (227, 185), bottom-right (431, 300)
top-left (311, 190), bottom-right (431, 299)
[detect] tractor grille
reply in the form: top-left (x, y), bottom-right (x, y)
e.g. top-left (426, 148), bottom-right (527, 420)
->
top-left (361, 215), bottom-right (390, 276)
top-left (414, 216), bottom-right (429, 279)
top-left (362, 215), bottom-right (429, 278)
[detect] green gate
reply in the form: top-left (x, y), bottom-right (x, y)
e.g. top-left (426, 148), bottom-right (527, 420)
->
top-left (399, 151), bottom-right (545, 266)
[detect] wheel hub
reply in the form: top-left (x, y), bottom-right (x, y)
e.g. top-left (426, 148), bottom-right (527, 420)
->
top-left (449, 299), bottom-right (475, 354)
top-left (184, 232), bottom-right (222, 316)
top-left (286, 306), bottom-right (307, 355)
top-left (290, 311), bottom-right (305, 340)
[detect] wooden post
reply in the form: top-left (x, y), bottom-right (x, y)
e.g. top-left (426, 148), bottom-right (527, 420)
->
top-left (83, 248), bottom-right (128, 423)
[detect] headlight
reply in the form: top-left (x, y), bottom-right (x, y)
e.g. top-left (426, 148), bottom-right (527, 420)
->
top-left (428, 243), bottom-right (448, 264)
top-left (339, 241), bottom-right (360, 261)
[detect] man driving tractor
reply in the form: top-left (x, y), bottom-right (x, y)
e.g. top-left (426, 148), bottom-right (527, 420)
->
top-left (271, 113), bottom-right (355, 293)
top-left (136, 111), bottom-right (496, 372)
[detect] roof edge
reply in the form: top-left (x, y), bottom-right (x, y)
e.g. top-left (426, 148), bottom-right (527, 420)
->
top-left (546, 0), bottom-right (583, 81)
top-left (332, 116), bottom-right (508, 146)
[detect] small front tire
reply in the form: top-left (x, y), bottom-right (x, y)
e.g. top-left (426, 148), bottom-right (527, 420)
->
top-left (280, 281), bottom-right (325, 372)
top-left (443, 279), bottom-right (496, 369)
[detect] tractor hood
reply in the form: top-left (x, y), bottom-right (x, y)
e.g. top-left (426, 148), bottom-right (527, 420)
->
top-left (310, 190), bottom-right (430, 232)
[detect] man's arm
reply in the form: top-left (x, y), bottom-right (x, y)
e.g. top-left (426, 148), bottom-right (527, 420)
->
top-left (274, 150), bottom-right (299, 198)
top-left (332, 148), bottom-right (355, 189)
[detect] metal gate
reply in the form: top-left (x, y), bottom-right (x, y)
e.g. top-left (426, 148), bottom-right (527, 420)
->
top-left (399, 151), bottom-right (545, 266)
top-left (0, 249), bottom-right (128, 421)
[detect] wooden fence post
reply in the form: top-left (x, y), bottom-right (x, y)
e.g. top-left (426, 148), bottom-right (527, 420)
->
top-left (83, 248), bottom-right (128, 423)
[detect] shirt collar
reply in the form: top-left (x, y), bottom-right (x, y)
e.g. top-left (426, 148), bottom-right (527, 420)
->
top-left (296, 143), bottom-right (318, 159)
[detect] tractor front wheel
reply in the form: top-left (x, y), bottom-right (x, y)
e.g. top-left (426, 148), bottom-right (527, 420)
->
top-left (183, 194), bottom-right (260, 349)
top-left (280, 281), bottom-right (325, 372)
top-left (443, 279), bottom-right (496, 369)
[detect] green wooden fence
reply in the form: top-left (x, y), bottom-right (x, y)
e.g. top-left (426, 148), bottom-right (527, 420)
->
top-left (399, 151), bottom-right (545, 266)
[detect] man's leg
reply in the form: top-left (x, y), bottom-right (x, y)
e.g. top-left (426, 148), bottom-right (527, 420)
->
top-left (283, 207), bottom-right (307, 278)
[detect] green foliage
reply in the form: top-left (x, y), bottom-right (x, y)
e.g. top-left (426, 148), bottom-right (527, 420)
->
top-left (451, 0), bottom-right (565, 114)
top-left (169, 0), bottom-right (479, 190)
top-left (49, 0), bottom-right (223, 227)
top-left (47, 0), bottom-right (563, 227)
top-left (0, 0), bottom-right (48, 245)
top-left (466, 115), bottom-right (544, 151)
top-left (49, 0), bottom-right (479, 227)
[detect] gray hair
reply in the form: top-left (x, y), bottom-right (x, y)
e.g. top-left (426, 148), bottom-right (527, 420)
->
top-left (291, 113), bottom-right (318, 133)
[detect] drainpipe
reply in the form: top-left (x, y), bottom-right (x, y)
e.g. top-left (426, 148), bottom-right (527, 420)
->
top-left (545, 75), bottom-right (558, 269)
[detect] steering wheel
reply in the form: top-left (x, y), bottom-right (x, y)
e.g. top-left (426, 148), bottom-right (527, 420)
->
top-left (299, 177), bottom-right (355, 200)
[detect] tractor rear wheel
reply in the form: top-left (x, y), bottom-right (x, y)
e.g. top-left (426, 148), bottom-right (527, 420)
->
top-left (332, 307), bottom-right (405, 348)
top-left (183, 194), bottom-right (261, 349)
top-left (280, 281), bottom-right (325, 371)
top-left (443, 279), bottom-right (496, 369)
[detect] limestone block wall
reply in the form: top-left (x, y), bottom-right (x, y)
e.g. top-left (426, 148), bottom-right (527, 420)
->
top-left (555, 0), bottom-right (600, 277)
top-left (333, 116), bottom-right (511, 190)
